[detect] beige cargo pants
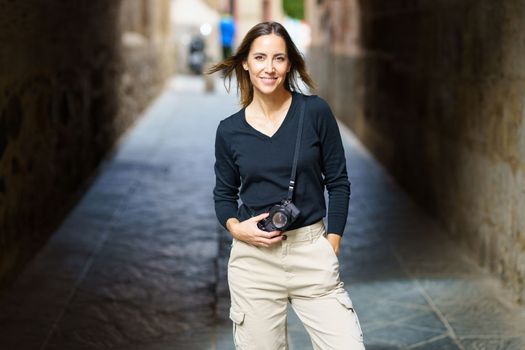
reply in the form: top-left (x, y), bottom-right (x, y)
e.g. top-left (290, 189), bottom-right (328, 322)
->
top-left (228, 220), bottom-right (365, 350)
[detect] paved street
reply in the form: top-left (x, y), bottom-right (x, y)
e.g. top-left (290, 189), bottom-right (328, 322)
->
top-left (1, 76), bottom-right (524, 350)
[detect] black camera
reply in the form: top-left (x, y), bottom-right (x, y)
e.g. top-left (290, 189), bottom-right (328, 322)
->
top-left (257, 200), bottom-right (301, 232)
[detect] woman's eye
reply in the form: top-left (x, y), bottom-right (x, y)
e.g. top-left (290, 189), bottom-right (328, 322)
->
top-left (255, 56), bottom-right (264, 61)
top-left (276, 57), bottom-right (285, 61)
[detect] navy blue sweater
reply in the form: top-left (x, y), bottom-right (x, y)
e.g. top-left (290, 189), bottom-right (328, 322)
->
top-left (213, 92), bottom-right (350, 235)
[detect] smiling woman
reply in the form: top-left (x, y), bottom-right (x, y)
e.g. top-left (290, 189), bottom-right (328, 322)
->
top-left (208, 21), bottom-right (314, 107)
top-left (243, 34), bottom-right (289, 95)
top-left (241, 34), bottom-right (292, 137)
top-left (208, 22), bottom-right (365, 350)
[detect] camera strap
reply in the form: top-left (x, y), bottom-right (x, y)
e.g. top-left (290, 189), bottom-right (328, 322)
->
top-left (286, 96), bottom-right (306, 202)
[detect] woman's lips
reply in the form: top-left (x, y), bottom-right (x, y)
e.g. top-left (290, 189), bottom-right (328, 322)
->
top-left (260, 77), bottom-right (277, 85)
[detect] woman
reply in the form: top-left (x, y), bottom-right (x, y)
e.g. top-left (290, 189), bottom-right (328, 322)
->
top-left (209, 22), bottom-right (365, 350)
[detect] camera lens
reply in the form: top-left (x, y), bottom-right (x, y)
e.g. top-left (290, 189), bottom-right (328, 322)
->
top-left (272, 211), bottom-right (288, 229)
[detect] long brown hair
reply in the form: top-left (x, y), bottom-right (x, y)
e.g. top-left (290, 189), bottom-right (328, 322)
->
top-left (207, 21), bottom-right (316, 107)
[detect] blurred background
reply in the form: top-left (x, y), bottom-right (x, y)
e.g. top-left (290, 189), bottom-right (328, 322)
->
top-left (1, 0), bottom-right (525, 349)
top-left (0, 0), bottom-right (314, 289)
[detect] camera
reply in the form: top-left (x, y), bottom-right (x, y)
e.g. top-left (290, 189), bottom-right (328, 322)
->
top-left (257, 200), bottom-right (301, 232)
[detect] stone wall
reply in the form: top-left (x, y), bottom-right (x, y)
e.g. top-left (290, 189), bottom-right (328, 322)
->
top-left (0, 0), bottom-right (173, 285)
top-left (308, 0), bottom-right (525, 302)
top-left (119, 0), bottom-right (173, 133)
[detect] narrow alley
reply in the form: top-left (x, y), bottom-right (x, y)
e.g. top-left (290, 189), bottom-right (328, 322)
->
top-left (1, 76), bottom-right (524, 350)
top-left (2, 1), bottom-right (525, 349)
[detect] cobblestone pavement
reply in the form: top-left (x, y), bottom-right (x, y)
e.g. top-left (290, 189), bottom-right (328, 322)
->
top-left (1, 76), bottom-right (525, 350)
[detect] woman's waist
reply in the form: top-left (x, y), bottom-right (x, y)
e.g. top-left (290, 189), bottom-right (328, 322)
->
top-left (281, 219), bottom-right (326, 243)
top-left (237, 204), bottom-right (324, 232)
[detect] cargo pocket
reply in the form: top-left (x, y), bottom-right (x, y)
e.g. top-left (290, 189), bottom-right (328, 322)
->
top-left (336, 292), bottom-right (364, 342)
top-left (229, 307), bottom-right (247, 349)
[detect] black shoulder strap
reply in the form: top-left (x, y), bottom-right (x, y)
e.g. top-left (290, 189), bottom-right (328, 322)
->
top-left (286, 96), bottom-right (306, 202)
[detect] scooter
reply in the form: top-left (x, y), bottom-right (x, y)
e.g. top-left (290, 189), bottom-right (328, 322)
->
top-left (188, 35), bottom-right (205, 75)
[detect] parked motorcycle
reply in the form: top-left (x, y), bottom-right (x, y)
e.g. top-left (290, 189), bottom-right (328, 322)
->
top-left (188, 35), bottom-right (206, 75)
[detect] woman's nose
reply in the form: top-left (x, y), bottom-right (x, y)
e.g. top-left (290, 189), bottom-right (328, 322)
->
top-left (265, 60), bottom-right (275, 73)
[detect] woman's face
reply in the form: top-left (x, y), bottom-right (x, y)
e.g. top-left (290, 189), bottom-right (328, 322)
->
top-left (243, 34), bottom-right (291, 96)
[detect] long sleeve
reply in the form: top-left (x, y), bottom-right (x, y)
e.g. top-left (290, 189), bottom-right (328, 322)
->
top-left (316, 98), bottom-right (351, 235)
top-left (212, 93), bottom-right (349, 233)
top-left (213, 121), bottom-right (241, 229)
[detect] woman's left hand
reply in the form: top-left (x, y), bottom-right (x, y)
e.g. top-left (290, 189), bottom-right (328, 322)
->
top-left (325, 233), bottom-right (342, 256)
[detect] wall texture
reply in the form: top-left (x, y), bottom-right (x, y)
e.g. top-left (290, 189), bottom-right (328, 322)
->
top-left (0, 0), bottom-right (173, 285)
top-left (119, 0), bottom-right (173, 131)
top-left (308, 0), bottom-right (525, 302)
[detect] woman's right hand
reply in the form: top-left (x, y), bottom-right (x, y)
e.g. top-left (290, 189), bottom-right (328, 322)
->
top-left (226, 213), bottom-right (283, 248)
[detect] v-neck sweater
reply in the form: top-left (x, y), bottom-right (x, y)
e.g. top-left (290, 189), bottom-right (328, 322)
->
top-left (213, 92), bottom-right (350, 235)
